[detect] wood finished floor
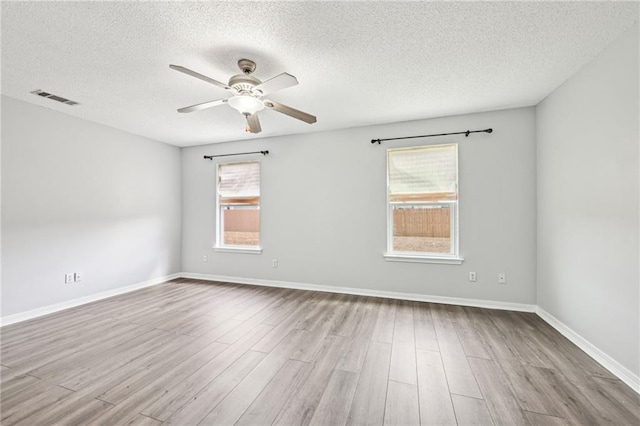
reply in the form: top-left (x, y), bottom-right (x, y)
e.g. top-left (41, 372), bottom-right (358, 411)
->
top-left (1, 279), bottom-right (638, 426)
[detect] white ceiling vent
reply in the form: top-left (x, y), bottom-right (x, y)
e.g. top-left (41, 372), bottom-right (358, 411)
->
top-left (31, 89), bottom-right (79, 106)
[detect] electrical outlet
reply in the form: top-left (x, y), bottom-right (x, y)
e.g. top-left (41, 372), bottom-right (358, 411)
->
top-left (203, 255), bottom-right (208, 263)
top-left (74, 272), bottom-right (83, 282)
top-left (498, 273), bottom-right (507, 284)
top-left (272, 259), bottom-right (278, 268)
top-left (65, 273), bottom-right (74, 284)
top-left (469, 272), bottom-right (477, 282)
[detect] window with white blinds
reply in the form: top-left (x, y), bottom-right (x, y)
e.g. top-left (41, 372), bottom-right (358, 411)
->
top-left (216, 161), bottom-right (260, 250)
top-left (218, 162), bottom-right (260, 204)
top-left (386, 144), bottom-right (460, 261)
top-left (388, 144), bottom-right (457, 202)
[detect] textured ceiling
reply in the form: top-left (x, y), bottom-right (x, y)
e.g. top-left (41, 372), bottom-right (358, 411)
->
top-left (2, 1), bottom-right (638, 147)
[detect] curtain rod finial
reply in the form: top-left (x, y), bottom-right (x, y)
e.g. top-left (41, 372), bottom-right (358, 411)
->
top-left (371, 139), bottom-right (381, 144)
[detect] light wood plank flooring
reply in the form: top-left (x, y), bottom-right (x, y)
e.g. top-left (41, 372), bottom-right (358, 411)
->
top-left (1, 278), bottom-right (638, 425)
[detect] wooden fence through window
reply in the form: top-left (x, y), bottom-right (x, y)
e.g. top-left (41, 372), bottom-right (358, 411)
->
top-left (393, 208), bottom-right (451, 238)
top-left (223, 209), bottom-right (260, 232)
top-left (223, 206), bottom-right (450, 238)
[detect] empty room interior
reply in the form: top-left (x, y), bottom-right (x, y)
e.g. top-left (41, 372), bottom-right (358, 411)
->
top-left (1, 1), bottom-right (639, 425)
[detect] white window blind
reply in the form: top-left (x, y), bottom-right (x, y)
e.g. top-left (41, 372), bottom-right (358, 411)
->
top-left (388, 144), bottom-right (457, 203)
top-left (218, 161), bottom-right (260, 205)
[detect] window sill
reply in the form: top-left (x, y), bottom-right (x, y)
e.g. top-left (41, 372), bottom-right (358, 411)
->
top-left (214, 246), bottom-right (263, 254)
top-left (383, 253), bottom-right (464, 265)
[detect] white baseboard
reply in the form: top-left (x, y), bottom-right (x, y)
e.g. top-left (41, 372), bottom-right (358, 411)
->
top-left (0, 273), bottom-right (181, 327)
top-left (536, 307), bottom-right (640, 393)
top-left (180, 272), bottom-right (536, 313)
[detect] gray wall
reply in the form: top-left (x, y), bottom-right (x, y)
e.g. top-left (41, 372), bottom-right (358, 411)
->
top-left (537, 24), bottom-right (639, 376)
top-left (182, 107), bottom-right (537, 304)
top-left (1, 96), bottom-right (182, 316)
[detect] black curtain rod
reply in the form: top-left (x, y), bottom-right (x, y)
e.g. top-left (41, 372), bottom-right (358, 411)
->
top-left (371, 128), bottom-right (493, 144)
top-left (204, 150), bottom-right (269, 160)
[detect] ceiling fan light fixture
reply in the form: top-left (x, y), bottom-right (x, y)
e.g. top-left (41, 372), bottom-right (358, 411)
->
top-left (228, 95), bottom-right (264, 115)
top-left (171, 60), bottom-right (316, 130)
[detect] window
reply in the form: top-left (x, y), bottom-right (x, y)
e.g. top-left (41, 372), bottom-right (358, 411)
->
top-left (385, 144), bottom-right (462, 264)
top-left (216, 161), bottom-right (261, 252)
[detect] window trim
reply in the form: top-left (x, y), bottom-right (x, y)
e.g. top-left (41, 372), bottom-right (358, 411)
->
top-left (384, 143), bottom-right (463, 264)
top-left (214, 160), bottom-right (262, 253)
top-left (383, 253), bottom-right (464, 264)
top-left (214, 246), bottom-right (263, 254)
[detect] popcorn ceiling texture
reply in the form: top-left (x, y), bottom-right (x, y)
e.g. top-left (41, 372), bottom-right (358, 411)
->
top-left (1, 1), bottom-right (638, 147)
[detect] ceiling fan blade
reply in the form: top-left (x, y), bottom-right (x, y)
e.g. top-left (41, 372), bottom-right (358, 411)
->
top-left (170, 65), bottom-right (230, 90)
top-left (177, 98), bottom-right (228, 113)
top-left (254, 72), bottom-right (298, 95)
top-left (264, 100), bottom-right (316, 124)
top-left (245, 113), bottom-right (262, 134)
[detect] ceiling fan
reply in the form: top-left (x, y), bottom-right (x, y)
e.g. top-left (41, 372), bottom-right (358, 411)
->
top-left (170, 59), bottom-right (316, 134)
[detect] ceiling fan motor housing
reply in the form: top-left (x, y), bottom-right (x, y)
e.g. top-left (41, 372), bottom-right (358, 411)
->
top-left (228, 74), bottom-right (262, 96)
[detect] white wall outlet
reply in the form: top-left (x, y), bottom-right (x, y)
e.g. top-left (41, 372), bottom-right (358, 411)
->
top-left (74, 272), bottom-right (83, 282)
top-left (65, 273), bottom-right (74, 284)
top-left (203, 255), bottom-right (208, 263)
top-left (498, 273), bottom-right (507, 284)
top-left (469, 272), bottom-right (477, 282)
top-left (272, 259), bottom-right (278, 268)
